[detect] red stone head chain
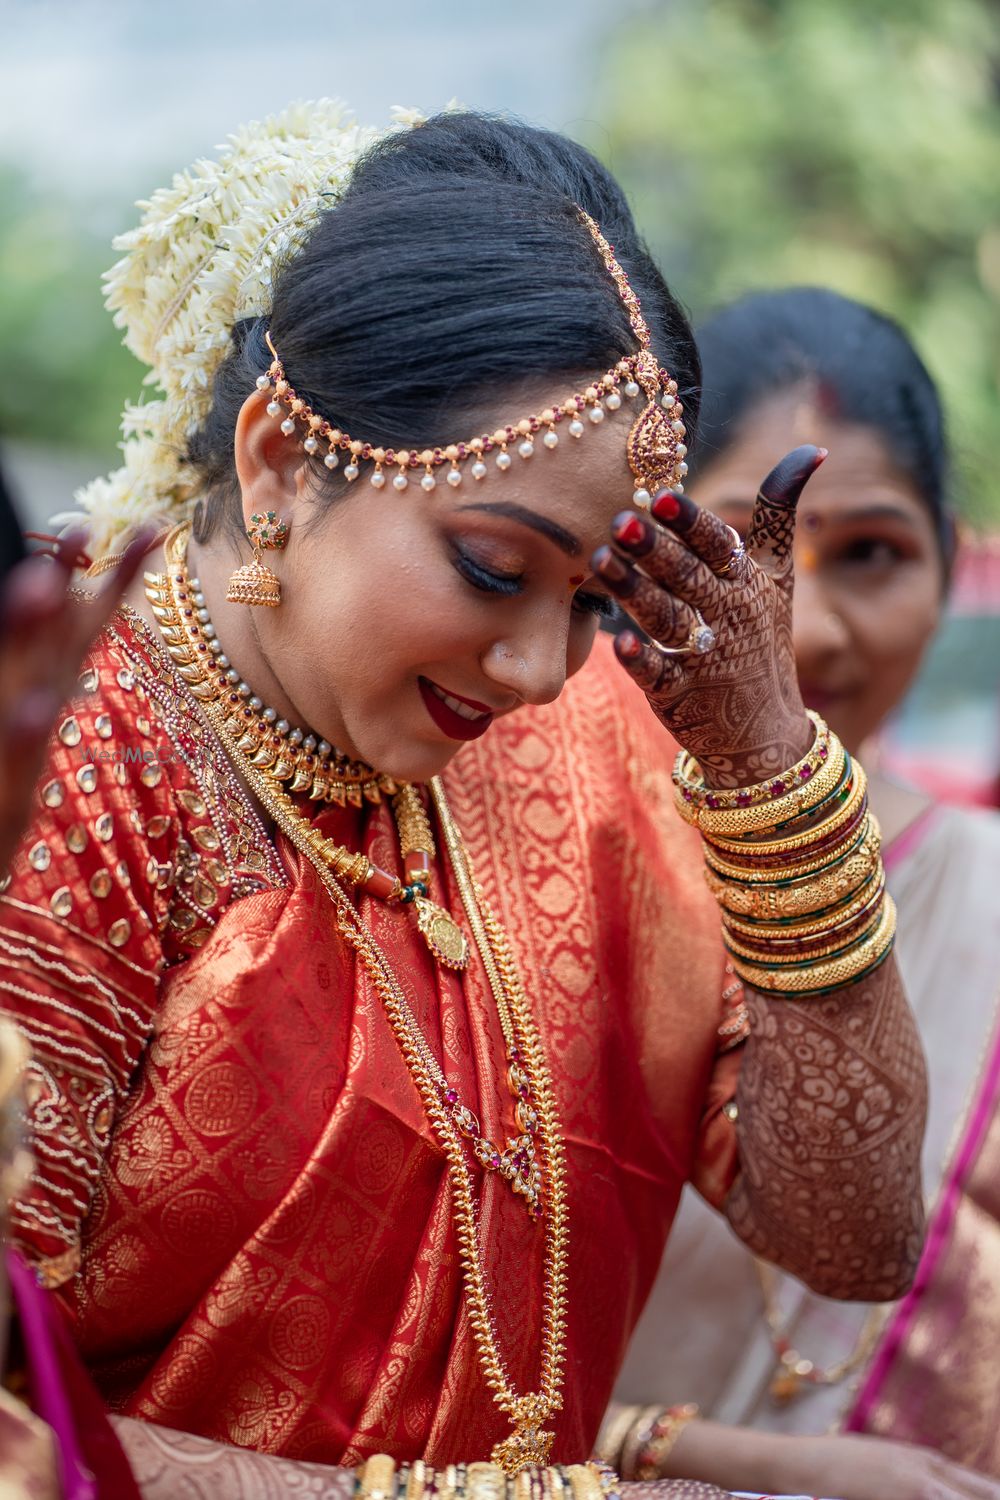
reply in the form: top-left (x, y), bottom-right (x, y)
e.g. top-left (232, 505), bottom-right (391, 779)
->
top-left (256, 210), bottom-right (688, 507)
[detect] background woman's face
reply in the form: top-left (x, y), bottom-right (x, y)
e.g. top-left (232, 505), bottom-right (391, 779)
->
top-left (691, 392), bottom-right (945, 753)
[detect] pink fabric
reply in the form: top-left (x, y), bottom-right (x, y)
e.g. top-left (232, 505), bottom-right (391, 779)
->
top-left (846, 1009), bottom-right (1000, 1431)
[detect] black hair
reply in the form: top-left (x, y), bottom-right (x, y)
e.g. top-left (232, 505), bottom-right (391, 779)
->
top-left (689, 286), bottom-right (954, 565)
top-left (188, 111), bottom-right (699, 537)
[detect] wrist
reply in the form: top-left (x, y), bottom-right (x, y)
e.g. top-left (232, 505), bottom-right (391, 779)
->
top-left (697, 714), bottom-right (814, 791)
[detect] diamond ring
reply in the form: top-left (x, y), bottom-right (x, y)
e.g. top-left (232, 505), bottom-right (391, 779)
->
top-left (657, 607), bottom-right (717, 657)
top-left (716, 524), bottom-right (746, 577)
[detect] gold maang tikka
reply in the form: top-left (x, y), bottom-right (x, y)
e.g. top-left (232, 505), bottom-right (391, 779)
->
top-left (255, 210), bottom-right (688, 506)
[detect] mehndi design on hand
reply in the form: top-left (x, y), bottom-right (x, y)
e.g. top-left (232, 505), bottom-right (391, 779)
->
top-left (594, 444), bottom-right (827, 787)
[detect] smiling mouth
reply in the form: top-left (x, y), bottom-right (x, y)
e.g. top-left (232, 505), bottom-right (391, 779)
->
top-left (418, 677), bottom-right (497, 742)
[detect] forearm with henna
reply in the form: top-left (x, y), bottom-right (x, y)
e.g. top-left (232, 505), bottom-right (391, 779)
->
top-left (724, 956), bottom-right (928, 1300)
top-left (112, 1417), bottom-right (355, 1500)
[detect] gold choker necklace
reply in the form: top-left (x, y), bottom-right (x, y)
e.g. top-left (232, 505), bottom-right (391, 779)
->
top-left (146, 524), bottom-right (554, 1227)
top-left (147, 556), bottom-right (396, 808)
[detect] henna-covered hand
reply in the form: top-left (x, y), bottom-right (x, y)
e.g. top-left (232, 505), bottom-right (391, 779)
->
top-left (592, 445), bottom-right (826, 787)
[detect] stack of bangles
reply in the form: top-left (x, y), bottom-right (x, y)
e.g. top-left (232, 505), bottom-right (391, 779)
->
top-left (354, 1455), bottom-right (621, 1500)
top-left (594, 1402), bottom-right (700, 1482)
top-left (673, 712), bottom-right (896, 997)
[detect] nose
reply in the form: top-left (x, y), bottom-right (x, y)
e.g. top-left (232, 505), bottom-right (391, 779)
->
top-left (792, 566), bottom-right (851, 673)
top-left (481, 615), bottom-right (570, 707)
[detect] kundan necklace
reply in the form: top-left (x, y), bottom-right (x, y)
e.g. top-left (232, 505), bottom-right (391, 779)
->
top-left (145, 524), bottom-right (547, 1223)
top-left (145, 523), bottom-right (569, 1470)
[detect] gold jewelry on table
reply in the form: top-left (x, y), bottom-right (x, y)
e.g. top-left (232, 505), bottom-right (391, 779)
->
top-left (359, 1455), bottom-right (399, 1500)
top-left (354, 1459), bottom-right (620, 1500)
top-left (260, 209), bottom-right (688, 511)
top-left (756, 1259), bottom-right (886, 1405)
top-left (729, 894), bottom-right (896, 996)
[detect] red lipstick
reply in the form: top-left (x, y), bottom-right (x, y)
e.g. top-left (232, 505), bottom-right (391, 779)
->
top-left (418, 677), bottom-right (495, 742)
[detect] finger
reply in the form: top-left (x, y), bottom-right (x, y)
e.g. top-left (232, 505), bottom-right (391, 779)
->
top-left (614, 627), bottom-right (684, 697)
top-left (745, 444), bottom-right (827, 590)
top-left (606, 511), bottom-right (723, 610)
top-left (593, 545), bottom-right (704, 650)
top-left (72, 527), bottom-right (158, 647)
top-left (650, 489), bottom-right (741, 574)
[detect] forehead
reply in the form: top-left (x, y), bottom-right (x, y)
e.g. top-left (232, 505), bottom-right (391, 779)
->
top-left (425, 375), bottom-right (638, 544)
top-left (697, 394), bottom-right (928, 519)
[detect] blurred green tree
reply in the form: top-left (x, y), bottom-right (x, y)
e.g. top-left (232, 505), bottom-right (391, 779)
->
top-left (592, 0), bottom-right (1000, 526)
top-left (0, 168), bottom-right (141, 464)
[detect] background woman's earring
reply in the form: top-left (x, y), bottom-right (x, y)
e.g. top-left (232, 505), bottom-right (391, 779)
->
top-left (226, 511), bottom-right (289, 608)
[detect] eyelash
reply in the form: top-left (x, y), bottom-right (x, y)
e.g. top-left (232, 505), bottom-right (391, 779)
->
top-left (452, 550), bottom-right (616, 619)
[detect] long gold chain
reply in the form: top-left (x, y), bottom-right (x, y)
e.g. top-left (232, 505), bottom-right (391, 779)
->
top-left (144, 534), bottom-right (569, 1468)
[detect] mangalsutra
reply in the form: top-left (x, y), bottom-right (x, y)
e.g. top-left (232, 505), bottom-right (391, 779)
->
top-left (146, 523), bottom-right (547, 1221)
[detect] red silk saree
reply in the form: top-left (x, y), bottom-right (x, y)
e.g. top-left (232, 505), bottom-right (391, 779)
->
top-left (1, 612), bottom-right (740, 1465)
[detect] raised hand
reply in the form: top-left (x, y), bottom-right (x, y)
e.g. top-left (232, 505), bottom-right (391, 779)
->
top-left (0, 529), bottom-right (152, 870)
top-left (592, 444), bottom-right (826, 786)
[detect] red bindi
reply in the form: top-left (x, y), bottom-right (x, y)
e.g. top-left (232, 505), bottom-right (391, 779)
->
top-left (568, 574), bottom-right (585, 587)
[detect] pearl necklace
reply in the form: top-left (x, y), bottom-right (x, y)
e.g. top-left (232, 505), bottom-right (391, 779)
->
top-left (149, 566), bottom-right (397, 808)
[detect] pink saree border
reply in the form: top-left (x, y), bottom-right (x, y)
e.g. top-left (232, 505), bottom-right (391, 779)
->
top-left (846, 994), bottom-right (1000, 1430)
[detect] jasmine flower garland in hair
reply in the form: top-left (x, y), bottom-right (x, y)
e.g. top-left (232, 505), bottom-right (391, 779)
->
top-left (61, 101), bottom-right (425, 560)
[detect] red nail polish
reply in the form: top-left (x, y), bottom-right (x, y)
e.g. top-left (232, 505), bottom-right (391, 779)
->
top-left (615, 630), bottom-right (641, 660)
top-left (612, 515), bottom-right (646, 548)
top-left (652, 491), bottom-right (681, 522)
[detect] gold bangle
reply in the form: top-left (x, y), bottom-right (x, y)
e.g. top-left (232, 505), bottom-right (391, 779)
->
top-left (704, 803), bottom-right (876, 885)
top-left (359, 1456), bottom-right (399, 1500)
top-left (723, 901), bottom-right (884, 965)
top-left (707, 828), bottom-right (881, 906)
top-left (565, 1465), bottom-right (605, 1500)
top-left (618, 1404), bottom-right (664, 1482)
top-left (694, 739), bottom-right (847, 838)
top-left (465, 1463), bottom-right (507, 1500)
top-left (594, 1405), bottom-right (641, 1471)
top-left (633, 1403), bottom-right (699, 1481)
top-left (705, 761), bottom-right (867, 857)
top-left (673, 711), bottom-right (830, 823)
top-left (732, 894), bottom-right (897, 996)
top-left (722, 868), bottom-right (885, 942)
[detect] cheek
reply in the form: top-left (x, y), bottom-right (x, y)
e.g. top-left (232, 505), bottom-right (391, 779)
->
top-left (847, 577), bottom-right (940, 680)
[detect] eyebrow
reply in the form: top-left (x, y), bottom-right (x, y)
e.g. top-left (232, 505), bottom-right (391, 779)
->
top-left (457, 501), bottom-right (582, 557)
top-left (716, 497), bottom-right (921, 527)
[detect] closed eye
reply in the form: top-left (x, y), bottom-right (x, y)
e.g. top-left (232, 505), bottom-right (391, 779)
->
top-left (573, 591), bottom-right (617, 619)
top-left (452, 548), bottom-right (523, 597)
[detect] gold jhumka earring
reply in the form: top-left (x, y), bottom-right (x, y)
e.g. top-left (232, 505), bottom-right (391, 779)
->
top-left (226, 509), bottom-right (289, 607)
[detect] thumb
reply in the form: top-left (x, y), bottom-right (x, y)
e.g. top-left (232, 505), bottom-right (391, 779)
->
top-left (745, 444), bottom-right (827, 590)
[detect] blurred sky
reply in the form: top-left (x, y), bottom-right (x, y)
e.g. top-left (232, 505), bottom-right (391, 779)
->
top-left (1, 0), bottom-right (631, 214)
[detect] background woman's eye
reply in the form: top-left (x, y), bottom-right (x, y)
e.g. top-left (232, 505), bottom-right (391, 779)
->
top-left (452, 550), bottom-right (523, 597)
top-left (837, 538), bottom-right (905, 568)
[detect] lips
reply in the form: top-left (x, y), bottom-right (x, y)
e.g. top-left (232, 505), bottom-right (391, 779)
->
top-left (418, 677), bottom-right (496, 742)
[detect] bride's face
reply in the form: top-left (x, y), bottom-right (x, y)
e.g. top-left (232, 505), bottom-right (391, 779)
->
top-left (221, 384), bottom-right (632, 781)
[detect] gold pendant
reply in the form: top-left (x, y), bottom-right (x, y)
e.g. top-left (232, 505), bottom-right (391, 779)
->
top-left (414, 895), bottom-right (469, 970)
top-left (491, 1425), bottom-right (555, 1475)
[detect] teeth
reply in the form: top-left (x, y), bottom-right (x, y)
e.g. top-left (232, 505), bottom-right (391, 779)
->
top-left (430, 683), bottom-right (488, 721)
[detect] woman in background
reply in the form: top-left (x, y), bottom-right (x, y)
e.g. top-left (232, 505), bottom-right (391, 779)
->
top-left (609, 287), bottom-right (1000, 1500)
